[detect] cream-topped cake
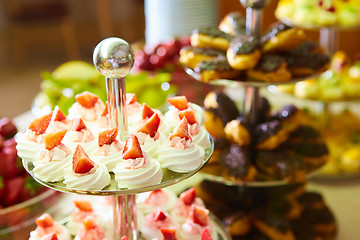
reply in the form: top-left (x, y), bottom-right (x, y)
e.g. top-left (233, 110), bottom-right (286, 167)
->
top-left (67, 199), bottom-right (97, 236)
top-left (137, 189), bottom-right (178, 215)
top-left (140, 209), bottom-right (175, 240)
top-left (74, 218), bottom-right (109, 240)
top-left (29, 213), bottom-right (70, 240)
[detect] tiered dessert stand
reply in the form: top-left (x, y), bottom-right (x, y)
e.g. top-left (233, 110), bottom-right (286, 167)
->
top-left (22, 37), bottom-right (231, 240)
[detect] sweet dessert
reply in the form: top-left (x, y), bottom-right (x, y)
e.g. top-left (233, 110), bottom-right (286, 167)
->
top-left (222, 212), bottom-right (252, 237)
top-left (172, 188), bottom-right (205, 224)
top-left (261, 22), bottom-right (305, 53)
top-left (74, 218), bottom-right (108, 240)
top-left (179, 46), bottom-right (226, 69)
top-left (63, 145), bottom-right (110, 190)
top-left (29, 213), bottom-right (70, 240)
top-left (226, 35), bottom-right (261, 70)
top-left (46, 107), bottom-right (73, 133)
top-left (190, 26), bottom-right (233, 52)
top-left (156, 118), bottom-right (205, 173)
top-left (140, 209), bottom-right (175, 240)
top-left (137, 189), bottom-right (178, 215)
top-left (247, 54), bottom-right (292, 83)
top-left (254, 120), bottom-right (289, 150)
top-left (218, 11), bottom-right (246, 36)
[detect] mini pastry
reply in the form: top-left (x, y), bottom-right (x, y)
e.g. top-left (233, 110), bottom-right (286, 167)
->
top-left (224, 117), bottom-right (251, 147)
top-left (220, 144), bottom-right (257, 182)
top-left (137, 189), bottom-right (177, 215)
top-left (64, 145), bottom-right (111, 190)
top-left (261, 22), bottom-right (305, 53)
top-left (140, 209), bottom-right (175, 240)
top-left (300, 206), bottom-right (337, 236)
top-left (46, 106), bottom-right (73, 133)
top-left (190, 26), bottom-right (233, 51)
top-left (29, 213), bottom-right (70, 240)
top-left (179, 46), bottom-right (226, 69)
top-left (254, 120), bottom-right (289, 150)
top-left (227, 35), bottom-right (261, 70)
top-left (247, 54), bottom-right (292, 83)
top-left (113, 134), bottom-right (163, 188)
top-left (296, 192), bottom-right (326, 210)
top-left (67, 199), bottom-right (97, 235)
top-left (293, 141), bottom-right (329, 169)
top-left (218, 11), bottom-right (246, 36)
top-left (74, 218), bottom-right (108, 240)
top-left (274, 105), bottom-right (303, 134)
top-left (193, 56), bottom-right (241, 83)
top-left (223, 212), bottom-right (252, 237)
top-left (156, 118), bottom-right (205, 173)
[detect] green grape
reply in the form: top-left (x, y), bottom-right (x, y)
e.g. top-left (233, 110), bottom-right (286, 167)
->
top-left (40, 80), bottom-right (63, 97)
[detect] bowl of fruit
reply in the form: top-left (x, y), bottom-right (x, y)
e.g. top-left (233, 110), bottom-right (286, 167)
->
top-left (0, 117), bottom-right (61, 240)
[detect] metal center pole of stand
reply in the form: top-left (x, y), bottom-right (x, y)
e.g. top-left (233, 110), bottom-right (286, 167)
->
top-left (319, 28), bottom-right (338, 55)
top-left (243, 87), bottom-right (260, 125)
top-left (245, 7), bottom-right (263, 37)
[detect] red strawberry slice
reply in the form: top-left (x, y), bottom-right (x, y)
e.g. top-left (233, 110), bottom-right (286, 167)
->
top-left (36, 213), bottom-right (54, 228)
top-left (29, 112), bottom-right (53, 135)
top-left (83, 218), bottom-right (97, 230)
top-left (52, 106), bottom-right (66, 122)
top-left (179, 109), bottom-right (197, 125)
top-left (98, 128), bottom-right (118, 147)
top-left (189, 205), bottom-right (208, 227)
top-left (126, 93), bottom-right (137, 105)
top-left (169, 118), bottom-right (191, 141)
top-left (74, 199), bottom-right (93, 212)
top-left (122, 134), bottom-right (143, 160)
top-left (121, 237), bottom-right (129, 240)
top-left (44, 130), bottom-right (67, 150)
top-left (160, 228), bottom-right (177, 240)
top-left (75, 91), bottom-right (99, 108)
top-left (201, 228), bottom-right (213, 240)
top-left (72, 145), bottom-right (95, 174)
top-left (72, 118), bottom-right (87, 131)
top-left (102, 102), bottom-right (109, 117)
top-left (153, 209), bottom-right (167, 222)
top-left (41, 233), bottom-right (59, 240)
top-left (179, 187), bottom-right (196, 206)
top-left (142, 103), bottom-right (155, 119)
top-left (138, 113), bottom-right (160, 138)
top-left (167, 96), bottom-right (188, 110)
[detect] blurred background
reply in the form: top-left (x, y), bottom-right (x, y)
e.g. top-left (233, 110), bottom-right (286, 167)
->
top-left (0, 0), bottom-right (359, 117)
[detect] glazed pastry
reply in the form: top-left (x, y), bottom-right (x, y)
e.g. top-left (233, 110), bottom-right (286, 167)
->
top-left (293, 141), bottom-right (329, 169)
top-left (218, 11), bottom-right (246, 36)
top-left (261, 22), bottom-right (305, 53)
top-left (254, 120), bottom-right (289, 150)
top-left (190, 26), bottom-right (233, 51)
top-left (296, 192), bottom-right (326, 210)
top-left (193, 56), bottom-right (241, 82)
top-left (227, 35), bottom-right (261, 70)
top-left (220, 144), bottom-right (257, 181)
top-left (282, 41), bottom-right (330, 77)
top-left (247, 54), bottom-right (292, 83)
top-left (301, 206), bottom-right (337, 236)
top-left (223, 212), bottom-right (252, 237)
top-left (224, 117), bottom-right (251, 147)
top-left (275, 105), bottom-right (303, 134)
top-left (179, 46), bottom-right (225, 69)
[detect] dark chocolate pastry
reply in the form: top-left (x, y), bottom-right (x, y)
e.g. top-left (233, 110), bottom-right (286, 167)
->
top-left (261, 22), bottom-right (292, 44)
top-left (301, 206), bottom-right (337, 236)
top-left (193, 26), bottom-right (233, 41)
top-left (229, 35), bottom-right (260, 54)
top-left (253, 54), bottom-right (287, 73)
top-left (296, 192), bottom-right (325, 209)
top-left (254, 120), bottom-right (289, 150)
top-left (204, 91), bottom-right (240, 124)
top-left (219, 11), bottom-right (246, 36)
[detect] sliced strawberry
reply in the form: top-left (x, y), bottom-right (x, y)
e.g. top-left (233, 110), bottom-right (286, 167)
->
top-left (98, 128), bottom-right (118, 147)
top-left (44, 130), bottom-right (67, 150)
top-left (126, 93), bottom-right (137, 105)
top-left (75, 91), bottom-right (99, 108)
top-left (52, 106), bottom-right (66, 121)
top-left (101, 102), bottom-right (109, 117)
top-left (179, 109), bottom-right (197, 125)
top-left (142, 104), bottom-right (155, 119)
top-left (36, 213), bottom-right (54, 228)
top-left (201, 228), bottom-right (213, 240)
top-left (72, 145), bottom-right (95, 174)
top-left (167, 96), bottom-right (188, 110)
top-left (83, 218), bottom-right (97, 230)
top-left (74, 199), bottom-right (93, 212)
top-left (138, 113), bottom-right (160, 138)
top-left (189, 205), bottom-right (208, 227)
top-left (169, 118), bottom-right (191, 141)
top-left (121, 237), bottom-right (129, 240)
top-left (179, 187), bottom-right (196, 206)
top-left (28, 112), bottom-right (53, 134)
top-left (41, 233), bottom-right (59, 240)
top-left (72, 118), bottom-right (87, 131)
top-left (160, 228), bottom-right (177, 240)
top-left (153, 209), bottom-right (167, 222)
top-left (122, 134), bottom-right (143, 160)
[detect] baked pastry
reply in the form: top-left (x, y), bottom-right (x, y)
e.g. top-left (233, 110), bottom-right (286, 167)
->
top-left (224, 117), bottom-right (252, 147)
top-left (190, 26), bottom-right (233, 51)
top-left (275, 105), bottom-right (303, 133)
top-left (247, 54), bottom-right (292, 83)
top-left (218, 11), bottom-right (246, 36)
top-left (179, 46), bottom-right (226, 69)
top-left (227, 35), bottom-right (261, 70)
top-left (254, 120), bottom-right (289, 150)
top-left (223, 212), bottom-right (252, 237)
top-left (193, 56), bottom-right (241, 82)
top-left (261, 22), bottom-right (305, 53)
top-left (293, 141), bottom-right (329, 169)
top-left (300, 206), bottom-right (337, 236)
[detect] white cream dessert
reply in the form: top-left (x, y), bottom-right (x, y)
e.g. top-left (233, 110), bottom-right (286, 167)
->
top-left (91, 128), bottom-right (124, 172)
top-left (157, 118), bottom-right (205, 173)
top-left (45, 106), bottom-right (73, 133)
top-left (29, 213), bottom-right (70, 240)
top-left (66, 199), bottom-right (97, 236)
top-left (140, 209), bottom-right (175, 240)
top-left (137, 189), bottom-right (178, 215)
top-left (33, 130), bottom-right (72, 182)
top-left (113, 134), bottom-right (163, 189)
top-left (74, 218), bottom-right (108, 240)
top-left (63, 145), bottom-right (110, 191)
